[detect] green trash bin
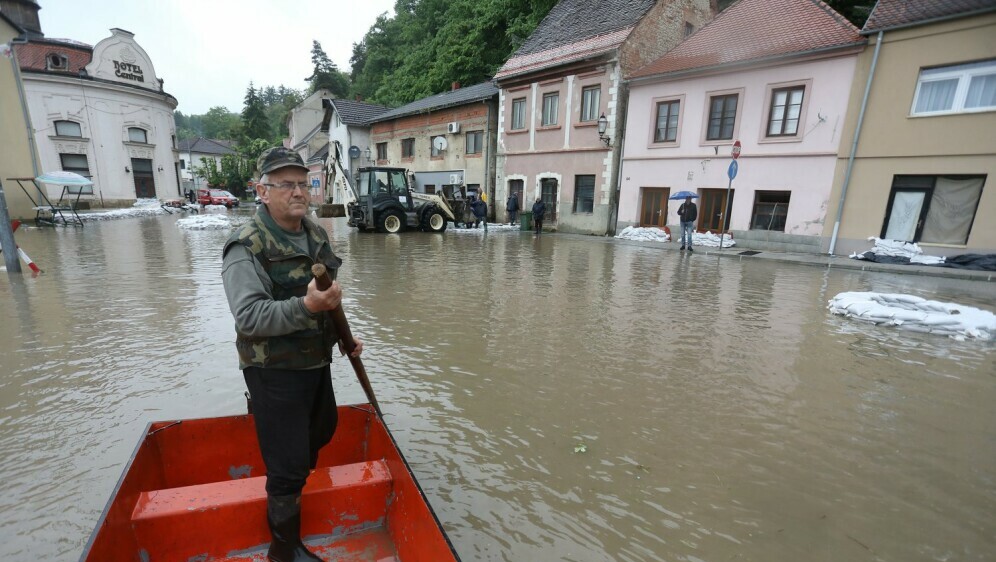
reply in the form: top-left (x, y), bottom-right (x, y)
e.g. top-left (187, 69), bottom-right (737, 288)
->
top-left (519, 211), bottom-right (532, 231)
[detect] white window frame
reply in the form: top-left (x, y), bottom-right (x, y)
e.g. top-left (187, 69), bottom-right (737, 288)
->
top-left (54, 120), bottom-right (83, 138)
top-left (465, 130), bottom-right (483, 154)
top-left (128, 127), bottom-right (148, 143)
top-left (580, 86), bottom-right (600, 122)
top-left (511, 97), bottom-right (526, 130)
top-left (911, 59), bottom-right (996, 116)
top-left (541, 92), bottom-right (559, 126)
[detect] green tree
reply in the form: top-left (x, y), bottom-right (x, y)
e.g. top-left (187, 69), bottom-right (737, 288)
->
top-left (350, 0), bottom-right (557, 106)
top-left (241, 82), bottom-right (271, 141)
top-left (201, 106), bottom-right (240, 139)
top-left (306, 40), bottom-right (350, 97)
top-left (193, 157), bottom-right (226, 186)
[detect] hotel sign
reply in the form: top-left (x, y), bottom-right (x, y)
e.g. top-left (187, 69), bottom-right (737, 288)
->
top-left (113, 60), bottom-right (144, 83)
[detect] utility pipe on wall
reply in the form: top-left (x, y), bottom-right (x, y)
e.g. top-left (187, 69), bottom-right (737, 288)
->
top-left (828, 30), bottom-right (884, 256)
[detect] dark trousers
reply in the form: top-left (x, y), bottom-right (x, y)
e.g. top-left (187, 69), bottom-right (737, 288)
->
top-left (534, 217), bottom-right (543, 234)
top-left (244, 365), bottom-right (338, 496)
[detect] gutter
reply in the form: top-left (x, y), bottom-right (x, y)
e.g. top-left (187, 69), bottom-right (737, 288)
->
top-left (9, 37), bottom-right (40, 175)
top-left (828, 30), bottom-right (883, 256)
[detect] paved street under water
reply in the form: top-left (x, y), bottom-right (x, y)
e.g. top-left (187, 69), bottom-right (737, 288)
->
top-left (0, 211), bottom-right (993, 561)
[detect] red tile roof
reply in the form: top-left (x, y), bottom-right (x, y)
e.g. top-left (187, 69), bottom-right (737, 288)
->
top-left (863, 0), bottom-right (996, 33)
top-left (629, 0), bottom-right (863, 80)
top-left (14, 39), bottom-right (92, 74)
top-left (495, 28), bottom-right (632, 80)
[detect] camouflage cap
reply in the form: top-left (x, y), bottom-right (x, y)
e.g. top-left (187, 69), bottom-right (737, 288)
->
top-left (256, 147), bottom-right (309, 179)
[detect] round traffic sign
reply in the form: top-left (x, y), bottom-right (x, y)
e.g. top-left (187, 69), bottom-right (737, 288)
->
top-left (728, 160), bottom-right (739, 180)
top-left (732, 140), bottom-right (742, 160)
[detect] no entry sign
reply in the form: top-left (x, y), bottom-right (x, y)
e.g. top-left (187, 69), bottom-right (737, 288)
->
top-left (732, 140), bottom-right (741, 160)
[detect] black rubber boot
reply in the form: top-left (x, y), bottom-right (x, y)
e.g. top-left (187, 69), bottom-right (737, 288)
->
top-left (267, 494), bottom-right (322, 562)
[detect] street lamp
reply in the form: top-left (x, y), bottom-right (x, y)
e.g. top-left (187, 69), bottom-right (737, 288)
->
top-left (597, 113), bottom-right (611, 147)
top-left (364, 147), bottom-right (372, 162)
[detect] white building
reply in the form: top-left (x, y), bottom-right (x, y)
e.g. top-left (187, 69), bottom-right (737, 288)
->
top-left (14, 26), bottom-right (180, 206)
top-left (177, 137), bottom-right (235, 192)
top-left (320, 98), bottom-right (389, 181)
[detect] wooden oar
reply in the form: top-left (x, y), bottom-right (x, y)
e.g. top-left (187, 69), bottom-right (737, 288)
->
top-left (311, 263), bottom-right (382, 417)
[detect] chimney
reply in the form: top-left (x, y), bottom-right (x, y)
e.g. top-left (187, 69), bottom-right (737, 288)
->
top-left (451, 81), bottom-right (460, 91)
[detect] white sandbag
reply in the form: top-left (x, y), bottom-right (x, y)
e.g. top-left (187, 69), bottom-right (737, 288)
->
top-left (828, 291), bottom-right (995, 341)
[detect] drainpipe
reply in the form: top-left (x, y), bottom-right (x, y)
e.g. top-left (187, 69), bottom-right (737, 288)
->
top-left (484, 99), bottom-right (494, 221)
top-left (9, 37), bottom-right (40, 176)
top-left (829, 30), bottom-right (883, 255)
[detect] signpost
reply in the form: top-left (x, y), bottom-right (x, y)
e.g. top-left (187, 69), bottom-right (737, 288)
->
top-left (719, 141), bottom-right (741, 250)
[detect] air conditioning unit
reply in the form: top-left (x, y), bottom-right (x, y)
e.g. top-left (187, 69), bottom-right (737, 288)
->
top-left (449, 174), bottom-right (462, 185)
top-left (447, 122), bottom-right (461, 134)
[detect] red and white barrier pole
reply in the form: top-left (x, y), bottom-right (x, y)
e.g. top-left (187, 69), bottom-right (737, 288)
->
top-left (16, 246), bottom-right (40, 274)
top-left (6, 219), bottom-right (41, 274)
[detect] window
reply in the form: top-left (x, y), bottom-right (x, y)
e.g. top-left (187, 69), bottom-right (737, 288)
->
top-left (430, 137), bottom-right (442, 157)
top-left (46, 53), bottom-right (67, 70)
top-left (580, 86), bottom-right (600, 122)
top-left (881, 175), bottom-right (985, 244)
top-left (401, 138), bottom-right (414, 158)
top-left (573, 175), bottom-right (595, 213)
top-left (542, 92), bottom-right (559, 126)
top-left (60, 153), bottom-right (90, 178)
top-left (654, 100), bottom-right (680, 143)
top-left (466, 131), bottom-right (483, 154)
top-left (376, 142), bottom-right (387, 161)
top-left (750, 191), bottom-right (790, 231)
top-left (180, 159), bottom-right (186, 170)
top-left (511, 97), bottom-right (526, 130)
top-left (912, 59), bottom-right (996, 115)
top-left (684, 22), bottom-right (695, 37)
top-left (706, 93), bottom-right (738, 140)
top-left (767, 86), bottom-right (805, 136)
top-left (128, 127), bottom-right (148, 143)
top-left (54, 120), bottom-right (82, 137)
top-left (425, 184), bottom-right (436, 195)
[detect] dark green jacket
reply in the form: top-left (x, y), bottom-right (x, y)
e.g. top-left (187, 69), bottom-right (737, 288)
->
top-left (224, 211), bottom-right (342, 369)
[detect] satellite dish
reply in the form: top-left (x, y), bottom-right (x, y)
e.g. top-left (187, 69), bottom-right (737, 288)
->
top-left (348, 145), bottom-right (361, 159)
top-left (432, 136), bottom-right (448, 151)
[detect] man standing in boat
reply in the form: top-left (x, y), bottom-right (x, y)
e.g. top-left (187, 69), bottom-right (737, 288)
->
top-left (222, 146), bottom-right (363, 562)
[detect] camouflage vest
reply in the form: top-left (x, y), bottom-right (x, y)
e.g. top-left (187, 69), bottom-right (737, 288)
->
top-left (225, 210), bottom-right (342, 369)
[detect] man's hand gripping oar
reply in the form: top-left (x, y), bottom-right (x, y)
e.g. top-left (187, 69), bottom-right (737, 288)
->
top-left (311, 263), bottom-right (382, 417)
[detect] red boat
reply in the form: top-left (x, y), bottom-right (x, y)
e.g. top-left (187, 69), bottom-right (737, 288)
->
top-left (80, 404), bottom-right (460, 561)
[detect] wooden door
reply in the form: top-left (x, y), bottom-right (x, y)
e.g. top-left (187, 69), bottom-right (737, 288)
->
top-left (639, 188), bottom-right (669, 228)
top-left (699, 188), bottom-right (733, 232)
top-left (132, 158), bottom-right (156, 199)
top-left (540, 178), bottom-right (558, 222)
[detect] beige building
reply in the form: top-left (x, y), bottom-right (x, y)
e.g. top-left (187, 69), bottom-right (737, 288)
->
top-left (824, 0), bottom-right (996, 257)
top-left (0, 7), bottom-right (40, 220)
top-left (368, 81), bottom-right (499, 203)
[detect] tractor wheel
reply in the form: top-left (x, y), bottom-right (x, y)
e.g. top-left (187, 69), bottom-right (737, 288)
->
top-left (421, 207), bottom-right (447, 232)
top-left (377, 210), bottom-right (404, 233)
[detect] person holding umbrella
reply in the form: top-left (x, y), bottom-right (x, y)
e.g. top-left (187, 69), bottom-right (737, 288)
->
top-left (672, 191), bottom-right (698, 252)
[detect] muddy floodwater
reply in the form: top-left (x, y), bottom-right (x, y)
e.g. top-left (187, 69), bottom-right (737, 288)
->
top-left (0, 211), bottom-right (993, 561)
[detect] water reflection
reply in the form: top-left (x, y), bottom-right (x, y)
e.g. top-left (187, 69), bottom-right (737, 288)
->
top-left (0, 215), bottom-right (993, 561)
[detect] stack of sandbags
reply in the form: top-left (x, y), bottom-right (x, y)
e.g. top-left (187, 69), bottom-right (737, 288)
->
top-left (828, 291), bottom-right (994, 340)
top-left (692, 231), bottom-right (735, 247)
top-left (850, 237), bottom-right (946, 265)
top-left (615, 226), bottom-right (670, 242)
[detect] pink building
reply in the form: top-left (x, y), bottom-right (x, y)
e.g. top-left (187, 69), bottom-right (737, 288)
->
top-left (621, 0), bottom-right (865, 252)
top-left (494, 0), bottom-right (716, 234)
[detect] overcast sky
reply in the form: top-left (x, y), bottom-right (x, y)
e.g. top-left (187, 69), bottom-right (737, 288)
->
top-left (37, 0), bottom-right (395, 115)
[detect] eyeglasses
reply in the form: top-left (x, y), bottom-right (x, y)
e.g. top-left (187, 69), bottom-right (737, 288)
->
top-left (261, 182), bottom-right (310, 191)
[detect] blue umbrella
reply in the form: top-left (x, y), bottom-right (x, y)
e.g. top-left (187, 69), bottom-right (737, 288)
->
top-left (669, 190), bottom-right (699, 200)
top-left (35, 171), bottom-right (93, 186)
